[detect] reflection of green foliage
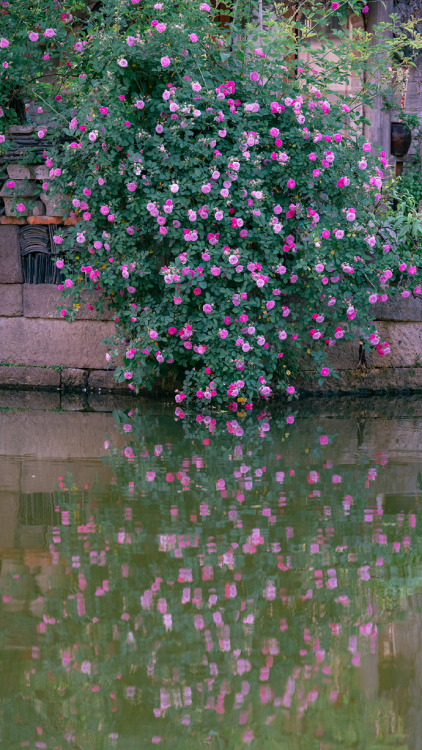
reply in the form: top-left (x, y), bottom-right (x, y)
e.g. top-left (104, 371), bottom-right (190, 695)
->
top-left (0, 406), bottom-right (421, 748)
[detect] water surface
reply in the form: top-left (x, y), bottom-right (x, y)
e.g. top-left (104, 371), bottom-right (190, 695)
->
top-left (0, 393), bottom-right (421, 749)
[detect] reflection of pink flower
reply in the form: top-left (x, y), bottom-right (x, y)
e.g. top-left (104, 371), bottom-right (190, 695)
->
top-left (320, 435), bottom-right (328, 445)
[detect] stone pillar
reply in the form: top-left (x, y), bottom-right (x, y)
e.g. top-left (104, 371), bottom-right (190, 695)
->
top-left (363, 0), bottom-right (394, 155)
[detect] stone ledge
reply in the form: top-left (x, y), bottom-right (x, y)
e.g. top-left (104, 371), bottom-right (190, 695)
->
top-left (0, 285), bottom-right (23, 317)
top-left (0, 317), bottom-right (116, 369)
top-left (0, 366), bottom-right (60, 388)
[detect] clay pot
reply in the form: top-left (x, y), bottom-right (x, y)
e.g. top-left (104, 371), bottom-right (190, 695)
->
top-left (391, 122), bottom-right (412, 157)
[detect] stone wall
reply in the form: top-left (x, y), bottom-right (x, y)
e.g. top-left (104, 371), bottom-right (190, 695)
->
top-left (1, 221), bottom-right (422, 395)
top-left (0, 220), bottom-right (121, 392)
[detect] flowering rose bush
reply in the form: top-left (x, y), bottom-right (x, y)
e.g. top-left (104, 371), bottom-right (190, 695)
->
top-left (0, 1), bottom-right (81, 129)
top-left (2, 0), bottom-right (421, 407)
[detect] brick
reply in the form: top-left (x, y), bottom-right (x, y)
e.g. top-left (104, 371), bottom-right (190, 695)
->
top-left (0, 365), bottom-right (60, 388)
top-left (0, 317), bottom-right (116, 368)
top-left (0, 225), bottom-right (23, 283)
top-left (23, 284), bottom-right (115, 320)
top-left (26, 216), bottom-right (63, 225)
top-left (61, 368), bottom-right (87, 389)
top-left (88, 370), bottom-right (124, 391)
top-left (64, 217), bottom-right (79, 226)
top-left (0, 216), bottom-right (27, 225)
top-left (0, 285), bottom-right (23, 316)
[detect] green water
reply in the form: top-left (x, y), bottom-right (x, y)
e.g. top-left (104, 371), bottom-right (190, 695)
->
top-left (0, 394), bottom-right (422, 749)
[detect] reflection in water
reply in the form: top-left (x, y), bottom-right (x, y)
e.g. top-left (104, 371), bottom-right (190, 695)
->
top-left (0, 397), bottom-right (421, 748)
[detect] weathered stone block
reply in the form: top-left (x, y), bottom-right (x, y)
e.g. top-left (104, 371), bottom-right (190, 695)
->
top-left (0, 285), bottom-right (23, 316)
top-left (0, 365), bottom-right (60, 388)
top-left (0, 317), bottom-right (116, 369)
top-left (374, 296), bottom-right (422, 322)
top-left (0, 225), bottom-right (23, 283)
top-left (34, 165), bottom-right (50, 180)
top-left (6, 164), bottom-right (37, 180)
top-left (369, 322), bottom-right (422, 367)
top-left (40, 192), bottom-right (70, 217)
top-left (3, 197), bottom-right (45, 218)
top-left (23, 284), bottom-right (115, 320)
top-left (88, 370), bottom-right (124, 391)
top-left (8, 124), bottom-right (35, 135)
top-left (0, 180), bottom-right (38, 198)
top-left (23, 284), bottom-right (67, 319)
top-left (61, 368), bottom-right (87, 389)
